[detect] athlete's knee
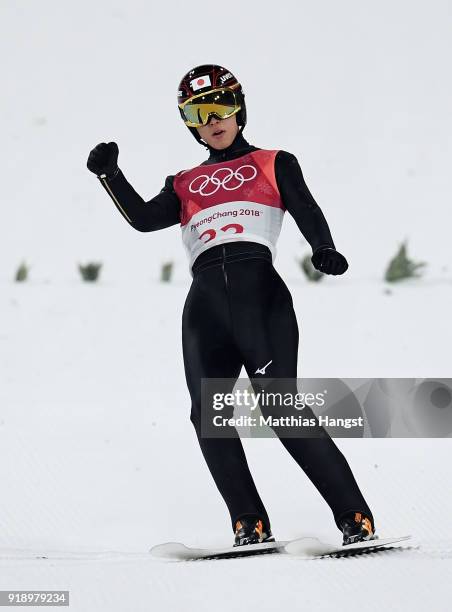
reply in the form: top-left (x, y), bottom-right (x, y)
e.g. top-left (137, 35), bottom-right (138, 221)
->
top-left (190, 400), bottom-right (234, 436)
top-left (190, 402), bottom-right (201, 430)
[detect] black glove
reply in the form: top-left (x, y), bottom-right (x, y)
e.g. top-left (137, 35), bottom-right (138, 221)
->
top-left (87, 142), bottom-right (119, 178)
top-left (311, 247), bottom-right (348, 275)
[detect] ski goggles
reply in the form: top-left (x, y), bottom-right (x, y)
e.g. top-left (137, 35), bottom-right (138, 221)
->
top-left (178, 87), bottom-right (241, 128)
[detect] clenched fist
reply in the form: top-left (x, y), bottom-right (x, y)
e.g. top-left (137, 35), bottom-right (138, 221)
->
top-left (311, 247), bottom-right (348, 275)
top-left (87, 142), bottom-right (119, 178)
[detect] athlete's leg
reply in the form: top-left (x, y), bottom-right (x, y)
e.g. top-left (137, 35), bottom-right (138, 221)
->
top-left (226, 258), bottom-right (374, 530)
top-left (182, 265), bottom-right (271, 531)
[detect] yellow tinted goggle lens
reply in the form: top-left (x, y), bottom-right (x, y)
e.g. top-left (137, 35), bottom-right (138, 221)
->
top-left (184, 102), bottom-right (238, 126)
top-left (180, 89), bottom-right (240, 127)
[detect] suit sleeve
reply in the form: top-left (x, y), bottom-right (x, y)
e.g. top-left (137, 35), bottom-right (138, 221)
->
top-left (275, 150), bottom-right (335, 253)
top-left (98, 169), bottom-right (181, 232)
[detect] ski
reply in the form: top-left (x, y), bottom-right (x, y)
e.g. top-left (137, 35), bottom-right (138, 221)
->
top-left (285, 535), bottom-right (413, 558)
top-left (150, 535), bottom-right (413, 561)
top-left (150, 540), bottom-right (289, 561)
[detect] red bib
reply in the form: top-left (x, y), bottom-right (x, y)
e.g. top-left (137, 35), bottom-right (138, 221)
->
top-left (173, 150), bottom-right (285, 274)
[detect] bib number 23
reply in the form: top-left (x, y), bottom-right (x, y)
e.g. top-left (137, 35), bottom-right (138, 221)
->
top-left (200, 223), bottom-right (244, 243)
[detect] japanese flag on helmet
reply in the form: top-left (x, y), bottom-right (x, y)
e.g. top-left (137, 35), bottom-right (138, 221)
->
top-left (190, 75), bottom-right (212, 92)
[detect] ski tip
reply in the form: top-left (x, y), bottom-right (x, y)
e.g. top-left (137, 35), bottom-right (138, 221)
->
top-left (149, 542), bottom-right (186, 557)
top-left (285, 537), bottom-right (329, 556)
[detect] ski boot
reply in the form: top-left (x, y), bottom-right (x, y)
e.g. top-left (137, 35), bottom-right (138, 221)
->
top-left (339, 512), bottom-right (375, 546)
top-left (233, 516), bottom-right (274, 547)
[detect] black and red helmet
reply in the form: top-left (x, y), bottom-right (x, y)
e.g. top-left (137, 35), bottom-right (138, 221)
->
top-left (177, 64), bottom-right (247, 146)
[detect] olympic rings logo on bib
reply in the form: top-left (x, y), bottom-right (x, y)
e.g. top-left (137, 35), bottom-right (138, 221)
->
top-left (189, 165), bottom-right (258, 196)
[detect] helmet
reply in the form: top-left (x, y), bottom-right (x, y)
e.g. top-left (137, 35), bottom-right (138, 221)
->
top-left (177, 64), bottom-right (247, 146)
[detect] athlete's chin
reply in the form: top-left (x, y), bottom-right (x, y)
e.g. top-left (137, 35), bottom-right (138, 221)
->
top-left (208, 140), bottom-right (233, 150)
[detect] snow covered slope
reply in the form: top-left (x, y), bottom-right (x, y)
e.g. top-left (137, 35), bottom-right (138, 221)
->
top-left (1, 281), bottom-right (451, 611)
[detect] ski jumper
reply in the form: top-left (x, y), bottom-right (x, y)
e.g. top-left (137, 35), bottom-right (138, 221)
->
top-left (98, 132), bottom-right (374, 534)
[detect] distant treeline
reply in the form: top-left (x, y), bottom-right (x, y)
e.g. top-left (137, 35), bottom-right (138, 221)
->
top-left (13, 241), bottom-right (427, 285)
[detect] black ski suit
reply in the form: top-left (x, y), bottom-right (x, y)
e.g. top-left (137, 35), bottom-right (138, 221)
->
top-left (97, 131), bottom-right (374, 534)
